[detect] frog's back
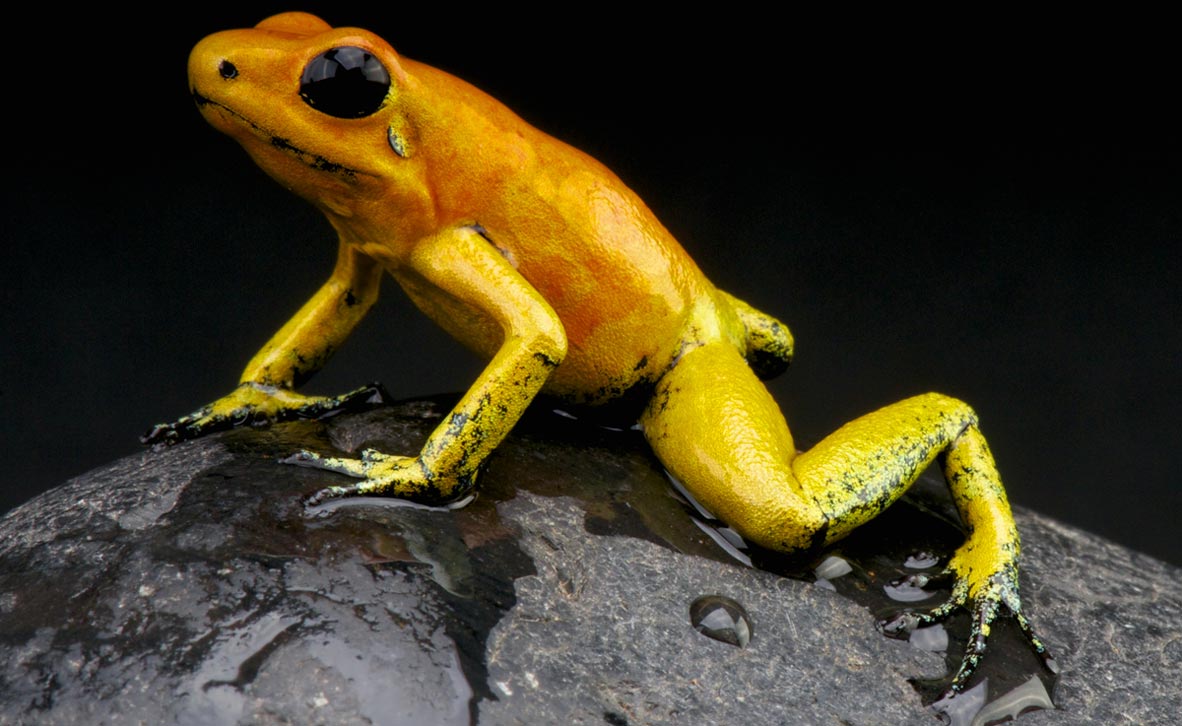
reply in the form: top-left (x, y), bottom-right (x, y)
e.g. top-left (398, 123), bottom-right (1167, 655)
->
top-left (401, 59), bottom-right (717, 403)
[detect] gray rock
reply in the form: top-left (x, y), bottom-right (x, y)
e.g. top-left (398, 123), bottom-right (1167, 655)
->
top-left (0, 398), bottom-right (1177, 725)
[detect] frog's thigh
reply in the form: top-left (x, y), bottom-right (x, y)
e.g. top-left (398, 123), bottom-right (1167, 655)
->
top-left (641, 343), bottom-right (825, 552)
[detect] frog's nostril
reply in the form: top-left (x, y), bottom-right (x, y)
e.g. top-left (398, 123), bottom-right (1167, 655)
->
top-left (218, 60), bottom-right (238, 80)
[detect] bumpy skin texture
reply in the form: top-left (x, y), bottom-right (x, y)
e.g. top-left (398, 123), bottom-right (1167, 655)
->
top-left (151, 11), bottom-right (1053, 698)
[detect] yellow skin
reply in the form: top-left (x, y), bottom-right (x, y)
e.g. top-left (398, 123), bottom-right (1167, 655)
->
top-left (153, 11), bottom-right (1053, 697)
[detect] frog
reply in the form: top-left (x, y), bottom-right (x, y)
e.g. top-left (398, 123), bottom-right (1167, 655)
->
top-left (150, 10), bottom-right (1054, 699)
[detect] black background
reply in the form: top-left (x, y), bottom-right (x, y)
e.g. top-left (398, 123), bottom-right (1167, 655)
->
top-left (4, 6), bottom-right (1178, 564)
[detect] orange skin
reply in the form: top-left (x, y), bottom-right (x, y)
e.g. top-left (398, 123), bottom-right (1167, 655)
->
top-left (149, 11), bottom-right (1053, 698)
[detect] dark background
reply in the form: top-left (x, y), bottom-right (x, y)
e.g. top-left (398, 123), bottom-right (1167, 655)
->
top-left (4, 6), bottom-right (1178, 564)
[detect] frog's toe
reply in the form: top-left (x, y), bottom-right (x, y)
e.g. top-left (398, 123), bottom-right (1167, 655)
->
top-left (300, 468), bottom-right (412, 507)
top-left (1014, 610), bottom-right (1058, 674)
top-left (303, 482), bottom-right (371, 508)
top-left (360, 447), bottom-right (401, 463)
top-left (879, 595), bottom-right (993, 697)
top-left (302, 382), bottom-right (390, 419)
top-left (281, 449), bottom-right (369, 477)
top-left (943, 592), bottom-right (1005, 694)
top-left (141, 422), bottom-right (182, 446)
top-left (877, 596), bottom-right (959, 638)
top-left (140, 407), bottom-right (221, 446)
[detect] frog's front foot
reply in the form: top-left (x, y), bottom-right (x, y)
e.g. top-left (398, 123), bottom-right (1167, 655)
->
top-left (287, 448), bottom-right (472, 507)
top-left (141, 381), bottom-right (389, 445)
top-left (878, 563), bottom-right (1055, 699)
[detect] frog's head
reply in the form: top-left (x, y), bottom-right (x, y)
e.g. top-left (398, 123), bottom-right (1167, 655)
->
top-left (188, 12), bottom-right (419, 214)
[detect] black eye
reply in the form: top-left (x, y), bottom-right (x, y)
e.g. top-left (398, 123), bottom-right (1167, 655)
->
top-left (299, 46), bottom-right (390, 118)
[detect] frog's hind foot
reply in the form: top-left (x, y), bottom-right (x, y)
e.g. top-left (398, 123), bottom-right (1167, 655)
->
top-left (879, 570), bottom-right (1056, 699)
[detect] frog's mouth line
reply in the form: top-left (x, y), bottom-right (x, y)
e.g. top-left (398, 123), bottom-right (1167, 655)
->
top-left (192, 90), bottom-right (373, 180)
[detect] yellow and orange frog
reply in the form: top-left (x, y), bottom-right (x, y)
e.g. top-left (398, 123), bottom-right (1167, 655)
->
top-left (149, 11), bottom-right (1053, 698)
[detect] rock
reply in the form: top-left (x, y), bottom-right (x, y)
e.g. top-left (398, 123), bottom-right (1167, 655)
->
top-left (0, 397), bottom-right (1177, 725)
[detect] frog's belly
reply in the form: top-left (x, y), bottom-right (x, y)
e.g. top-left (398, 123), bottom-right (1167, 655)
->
top-left (539, 298), bottom-right (686, 405)
top-left (393, 270), bottom-right (687, 405)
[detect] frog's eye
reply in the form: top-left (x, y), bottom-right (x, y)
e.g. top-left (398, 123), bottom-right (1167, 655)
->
top-left (300, 46), bottom-right (390, 118)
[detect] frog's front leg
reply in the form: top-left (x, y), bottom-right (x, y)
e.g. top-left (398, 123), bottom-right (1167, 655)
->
top-left (718, 290), bottom-right (794, 380)
top-left (141, 241), bottom-right (385, 445)
top-left (293, 226), bottom-right (566, 506)
top-left (642, 343), bottom-right (1053, 696)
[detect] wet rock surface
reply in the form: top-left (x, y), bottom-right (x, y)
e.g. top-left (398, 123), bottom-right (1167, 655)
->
top-left (1, 397), bottom-right (1178, 725)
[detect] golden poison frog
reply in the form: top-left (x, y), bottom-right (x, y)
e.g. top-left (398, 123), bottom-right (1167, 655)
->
top-left (148, 11), bottom-right (1055, 698)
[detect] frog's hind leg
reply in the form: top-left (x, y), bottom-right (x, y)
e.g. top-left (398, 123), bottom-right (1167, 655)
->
top-left (641, 342), bottom-right (1052, 695)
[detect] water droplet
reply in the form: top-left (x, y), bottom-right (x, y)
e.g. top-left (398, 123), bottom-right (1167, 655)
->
top-left (884, 574), bottom-right (935, 603)
top-left (930, 674), bottom-right (1055, 726)
top-left (813, 578), bottom-right (837, 592)
top-left (929, 678), bottom-right (988, 726)
top-left (909, 624), bottom-right (949, 652)
top-left (814, 555), bottom-right (853, 581)
top-left (904, 550), bottom-right (940, 569)
top-left (690, 520), bottom-right (752, 567)
top-left (715, 526), bottom-right (748, 552)
top-left (689, 594), bottom-right (752, 648)
top-left (969, 675), bottom-right (1054, 725)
